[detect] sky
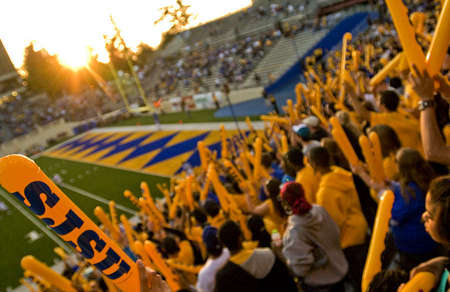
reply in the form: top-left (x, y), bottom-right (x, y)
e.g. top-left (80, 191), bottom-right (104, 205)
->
top-left (0, 0), bottom-right (252, 70)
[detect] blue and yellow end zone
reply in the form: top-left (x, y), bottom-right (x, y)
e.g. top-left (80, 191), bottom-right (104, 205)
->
top-left (43, 129), bottom-right (243, 177)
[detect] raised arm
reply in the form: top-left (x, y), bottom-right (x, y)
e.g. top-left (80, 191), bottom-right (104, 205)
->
top-left (245, 190), bottom-right (270, 216)
top-left (410, 66), bottom-right (450, 165)
top-left (345, 81), bottom-right (371, 122)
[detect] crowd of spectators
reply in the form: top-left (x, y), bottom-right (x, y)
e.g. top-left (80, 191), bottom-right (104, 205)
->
top-left (20, 0), bottom-right (450, 291)
top-left (0, 85), bottom-right (124, 144)
top-left (147, 1), bottom-right (320, 98)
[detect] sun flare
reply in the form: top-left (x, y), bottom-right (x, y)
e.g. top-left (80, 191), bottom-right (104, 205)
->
top-left (56, 47), bottom-right (90, 70)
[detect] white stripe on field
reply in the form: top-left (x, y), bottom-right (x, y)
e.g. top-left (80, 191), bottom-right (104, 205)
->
top-left (58, 182), bottom-right (136, 215)
top-left (0, 188), bottom-right (71, 252)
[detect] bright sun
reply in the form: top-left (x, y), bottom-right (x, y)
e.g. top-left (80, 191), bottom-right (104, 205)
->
top-left (56, 47), bottom-right (90, 70)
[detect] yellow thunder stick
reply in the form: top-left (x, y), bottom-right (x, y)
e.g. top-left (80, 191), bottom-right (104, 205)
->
top-left (295, 83), bottom-right (305, 112)
top-left (310, 105), bottom-right (329, 128)
top-left (385, 0), bottom-right (428, 73)
top-left (286, 99), bottom-right (297, 122)
top-left (339, 33), bottom-right (354, 105)
top-left (94, 206), bottom-right (121, 242)
top-left (359, 135), bottom-right (378, 181)
top-left (197, 141), bottom-right (209, 172)
top-left (399, 272), bottom-right (435, 292)
top-left (369, 52), bottom-right (405, 87)
top-left (361, 190), bottom-right (394, 291)
top-left (144, 240), bottom-right (181, 292)
top-left (54, 247), bottom-right (67, 261)
top-left (426, 0), bottom-right (450, 76)
top-left (207, 164), bottom-right (231, 213)
top-left (134, 241), bottom-right (157, 272)
top-left (141, 182), bottom-right (166, 224)
top-left (260, 115), bottom-right (290, 124)
top-left (369, 132), bottom-right (386, 183)
top-left (123, 190), bottom-right (140, 208)
top-left (246, 117), bottom-right (255, 132)
top-left (157, 183), bottom-right (172, 210)
top-left (120, 215), bottom-right (136, 253)
top-left (329, 117), bottom-right (360, 166)
top-left (281, 132), bottom-right (289, 155)
top-left (253, 137), bottom-right (263, 182)
top-left (185, 175), bottom-right (195, 211)
top-left (109, 201), bottom-right (119, 233)
top-left (21, 256), bottom-right (77, 292)
top-left (220, 125), bottom-right (229, 160)
top-left (200, 178), bottom-right (210, 202)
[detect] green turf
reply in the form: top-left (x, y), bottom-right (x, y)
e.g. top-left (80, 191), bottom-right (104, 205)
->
top-left (0, 156), bottom-right (169, 290)
top-left (0, 194), bottom-right (58, 291)
top-left (106, 109), bottom-right (260, 127)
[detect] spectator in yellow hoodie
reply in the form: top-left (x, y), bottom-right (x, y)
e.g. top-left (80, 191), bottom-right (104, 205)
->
top-left (347, 83), bottom-right (422, 153)
top-left (308, 146), bottom-right (368, 290)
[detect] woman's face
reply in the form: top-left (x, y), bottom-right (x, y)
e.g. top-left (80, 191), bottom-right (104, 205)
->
top-left (422, 192), bottom-right (442, 243)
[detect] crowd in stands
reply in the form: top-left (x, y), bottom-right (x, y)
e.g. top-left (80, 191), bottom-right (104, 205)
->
top-left (146, 0), bottom-right (328, 98)
top-left (0, 85), bottom-right (125, 144)
top-left (15, 0), bottom-right (450, 291)
top-left (149, 30), bottom-right (280, 97)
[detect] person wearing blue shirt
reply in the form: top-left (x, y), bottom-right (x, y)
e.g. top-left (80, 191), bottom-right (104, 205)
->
top-left (389, 148), bottom-right (439, 272)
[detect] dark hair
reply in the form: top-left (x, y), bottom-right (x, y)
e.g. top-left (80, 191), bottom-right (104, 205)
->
top-left (308, 146), bottom-right (330, 169)
top-left (161, 237), bottom-right (180, 256)
top-left (218, 220), bottom-right (242, 252)
top-left (428, 175), bottom-right (450, 243)
top-left (369, 125), bottom-right (401, 157)
top-left (389, 77), bottom-right (402, 89)
top-left (193, 191), bottom-right (200, 203)
top-left (192, 208), bottom-right (207, 225)
top-left (261, 152), bottom-right (273, 169)
top-left (396, 148), bottom-right (434, 202)
top-left (265, 178), bottom-right (287, 218)
top-left (176, 206), bottom-right (182, 218)
top-left (203, 199), bottom-right (220, 218)
top-left (367, 270), bottom-right (409, 292)
top-left (247, 215), bottom-right (271, 248)
top-left (282, 147), bottom-right (304, 177)
top-left (286, 147), bottom-right (304, 168)
top-left (380, 90), bottom-right (399, 111)
top-left (321, 138), bottom-right (349, 170)
top-left (203, 229), bottom-right (223, 257)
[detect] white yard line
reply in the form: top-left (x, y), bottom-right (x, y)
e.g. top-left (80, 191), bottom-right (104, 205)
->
top-left (0, 188), bottom-right (71, 252)
top-left (58, 182), bottom-right (136, 215)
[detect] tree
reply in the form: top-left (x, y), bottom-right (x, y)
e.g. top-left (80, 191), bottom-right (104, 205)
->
top-left (22, 42), bottom-right (70, 98)
top-left (136, 43), bottom-right (154, 66)
top-left (103, 34), bottom-right (129, 73)
top-left (22, 43), bottom-right (98, 99)
top-left (154, 0), bottom-right (194, 46)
